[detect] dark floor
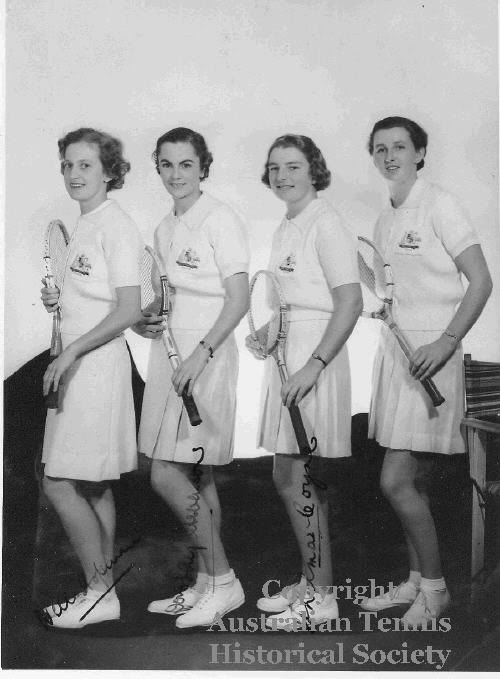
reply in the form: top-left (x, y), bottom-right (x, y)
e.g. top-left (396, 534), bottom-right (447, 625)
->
top-left (3, 350), bottom-right (500, 670)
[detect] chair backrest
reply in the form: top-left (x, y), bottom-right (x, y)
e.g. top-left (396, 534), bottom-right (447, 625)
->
top-left (464, 353), bottom-right (500, 417)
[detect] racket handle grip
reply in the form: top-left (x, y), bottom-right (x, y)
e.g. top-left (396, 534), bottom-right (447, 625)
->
top-left (44, 386), bottom-right (60, 410)
top-left (422, 377), bottom-right (445, 407)
top-left (288, 404), bottom-right (311, 455)
top-left (182, 385), bottom-right (202, 426)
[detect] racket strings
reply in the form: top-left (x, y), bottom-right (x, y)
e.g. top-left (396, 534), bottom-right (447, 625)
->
top-left (140, 250), bottom-right (162, 311)
top-left (249, 271), bottom-right (285, 355)
top-left (357, 241), bottom-right (392, 313)
top-left (47, 225), bottom-right (69, 287)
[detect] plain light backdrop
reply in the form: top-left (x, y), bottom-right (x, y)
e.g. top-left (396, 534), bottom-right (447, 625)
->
top-left (5, 0), bottom-right (499, 457)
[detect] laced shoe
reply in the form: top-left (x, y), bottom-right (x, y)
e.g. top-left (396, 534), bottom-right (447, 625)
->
top-left (265, 592), bottom-right (339, 630)
top-left (148, 585), bottom-right (206, 615)
top-left (402, 588), bottom-right (450, 629)
top-left (43, 589), bottom-right (120, 629)
top-left (359, 580), bottom-right (418, 611)
top-left (175, 578), bottom-right (245, 628)
top-left (257, 579), bottom-right (308, 613)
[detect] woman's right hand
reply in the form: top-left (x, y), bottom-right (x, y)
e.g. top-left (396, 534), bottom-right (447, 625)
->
top-left (245, 333), bottom-right (266, 359)
top-left (40, 281), bottom-right (60, 313)
top-left (132, 311), bottom-right (166, 338)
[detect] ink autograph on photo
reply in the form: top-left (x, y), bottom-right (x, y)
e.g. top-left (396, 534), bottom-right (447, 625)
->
top-left (34, 536), bottom-right (142, 627)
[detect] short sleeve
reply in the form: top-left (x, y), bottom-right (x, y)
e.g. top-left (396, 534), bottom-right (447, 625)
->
top-left (431, 189), bottom-right (480, 259)
top-left (315, 213), bottom-right (359, 289)
top-left (101, 213), bottom-right (144, 289)
top-left (207, 206), bottom-right (250, 279)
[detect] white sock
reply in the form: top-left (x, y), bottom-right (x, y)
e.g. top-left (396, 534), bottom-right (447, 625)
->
top-left (87, 586), bottom-right (116, 600)
top-left (408, 570), bottom-right (421, 587)
top-left (420, 576), bottom-right (446, 593)
top-left (210, 569), bottom-right (235, 587)
top-left (193, 572), bottom-right (209, 592)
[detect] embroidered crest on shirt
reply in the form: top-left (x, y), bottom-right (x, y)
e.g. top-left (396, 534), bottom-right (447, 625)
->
top-left (278, 253), bottom-right (296, 272)
top-left (398, 230), bottom-right (421, 250)
top-left (70, 253), bottom-right (92, 276)
top-left (176, 248), bottom-right (200, 269)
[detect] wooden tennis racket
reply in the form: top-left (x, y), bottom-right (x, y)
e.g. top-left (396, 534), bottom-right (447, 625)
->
top-left (141, 246), bottom-right (202, 427)
top-left (357, 236), bottom-right (445, 407)
top-left (247, 269), bottom-right (312, 455)
top-left (43, 219), bottom-right (70, 409)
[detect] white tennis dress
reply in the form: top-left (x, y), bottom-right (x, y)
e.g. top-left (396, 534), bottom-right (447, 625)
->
top-left (258, 197), bottom-right (360, 458)
top-left (138, 192), bottom-right (250, 466)
top-left (42, 199), bottom-right (144, 480)
top-left (368, 178), bottom-right (480, 454)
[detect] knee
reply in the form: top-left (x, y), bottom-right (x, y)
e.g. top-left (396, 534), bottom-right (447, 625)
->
top-left (380, 472), bottom-right (406, 501)
top-left (150, 460), bottom-right (179, 496)
top-left (42, 476), bottom-right (75, 504)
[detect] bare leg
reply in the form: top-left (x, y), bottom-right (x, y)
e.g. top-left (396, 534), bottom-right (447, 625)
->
top-left (86, 483), bottom-right (116, 585)
top-left (196, 467), bottom-right (222, 578)
top-left (151, 460), bottom-right (229, 576)
top-left (380, 449), bottom-right (442, 579)
top-left (42, 476), bottom-right (113, 592)
top-left (273, 453), bottom-right (333, 590)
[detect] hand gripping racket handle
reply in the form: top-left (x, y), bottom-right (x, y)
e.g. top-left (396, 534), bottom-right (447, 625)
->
top-left (390, 324), bottom-right (445, 407)
top-left (288, 404), bottom-right (312, 455)
top-left (45, 387), bottom-right (60, 409)
top-left (45, 310), bottom-right (62, 410)
top-left (182, 386), bottom-right (202, 427)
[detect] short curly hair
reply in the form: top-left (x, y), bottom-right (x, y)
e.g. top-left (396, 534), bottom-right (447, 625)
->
top-left (261, 134), bottom-right (331, 191)
top-left (152, 127), bottom-right (213, 180)
top-left (58, 128), bottom-right (130, 191)
top-left (367, 117), bottom-right (428, 171)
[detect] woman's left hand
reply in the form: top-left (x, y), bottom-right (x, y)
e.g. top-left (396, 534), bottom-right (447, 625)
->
top-left (281, 359), bottom-right (323, 407)
top-left (409, 336), bottom-right (457, 381)
top-left (43, 346), bottom-right (78, 396)
top-left (171, 345), bottom-right (210, 397)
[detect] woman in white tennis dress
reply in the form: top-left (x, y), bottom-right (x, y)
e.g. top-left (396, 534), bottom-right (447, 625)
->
top-left (136, 127), bottom-right (249, 628)
top-left (40, 128), bottom-right (143, 628)
top-left (359, 116), bottom-right (492, 627)
top-left (247, 134), bottom-right (362, 628)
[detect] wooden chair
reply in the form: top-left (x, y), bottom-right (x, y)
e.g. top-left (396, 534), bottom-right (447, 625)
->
top-left (462, 354), bottom-right (500, 597)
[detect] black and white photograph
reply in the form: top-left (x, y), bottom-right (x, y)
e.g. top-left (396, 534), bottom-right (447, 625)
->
top-left (2, 0), bottom-right (499, 673)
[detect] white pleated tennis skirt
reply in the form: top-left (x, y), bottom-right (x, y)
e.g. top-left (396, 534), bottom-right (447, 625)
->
top-left (42, 333), bottom-right (138, 481)
top-left (368, 326), bottom-right (466, 454)
top-left (138, 330), bottom-right (238, 466)
top-left (258, 318), bottom-right (352, 458)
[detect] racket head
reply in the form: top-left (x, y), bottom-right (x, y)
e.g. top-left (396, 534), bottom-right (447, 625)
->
top-left (357, 236), bottom-right (394, 318)
top-left (248, 269), bottom-right (287, 357)
top-left (43, 220), bottom-right (69, 287)
top-left (141, 246), bottom-right (170, 315)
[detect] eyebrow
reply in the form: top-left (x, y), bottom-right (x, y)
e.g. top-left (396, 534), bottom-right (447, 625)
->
top-left (375, 140), bottom-right (406, 147)
top-left (159, 158), bottom-right (194, 163)
top-left (267, 160), bottom-right (305, 166)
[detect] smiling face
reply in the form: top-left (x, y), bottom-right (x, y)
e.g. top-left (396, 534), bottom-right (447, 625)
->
top-left (267, 146), bottom-right (316, 217)
top-left (157, 141), bottom-right (203, 213)
top-left (62, 142), bottom-right (110, 213)
top-left (372, 127), bottom-right (425, 185)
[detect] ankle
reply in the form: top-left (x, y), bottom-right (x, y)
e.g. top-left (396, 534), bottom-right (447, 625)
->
top-left (407, 570), bottom-right (421, 586)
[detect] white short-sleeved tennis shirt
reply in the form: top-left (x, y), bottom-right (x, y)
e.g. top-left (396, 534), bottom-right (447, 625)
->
top-left (59, 199), bottom-right (143, 335)
top-left (374, 178), bottom-right (480, 331)
top-left (269, 197), bottom-right (359, 315)
top-left (154, 192), bottom-right (250, 329)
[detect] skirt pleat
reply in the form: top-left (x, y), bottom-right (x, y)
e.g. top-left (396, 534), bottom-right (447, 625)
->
top-left (42, 334), bottom-right (138, 481)
top-left (138, 330), bottom-right (238, 465)
top-left (368, 326), bottom-right (466, 454)
top-left (258, 319), bottom-right (352, 458)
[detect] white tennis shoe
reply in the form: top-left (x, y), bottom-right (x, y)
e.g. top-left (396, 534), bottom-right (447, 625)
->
top-left (175, 578), bottom-right (245, 628)
top-left (42, 589), bottom-right (120, 629)
top-left (359, 580), bottom-right (418, 611)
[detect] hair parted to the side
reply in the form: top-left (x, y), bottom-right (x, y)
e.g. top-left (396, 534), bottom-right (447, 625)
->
top-left (261, 134), bottom-right (331, 190)
top-left (58, 128), bottom-right (131, 190)
top-left (368, 116), bottom-right (428, 171)
top-left (152, 127), bottom-right (213, 179)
